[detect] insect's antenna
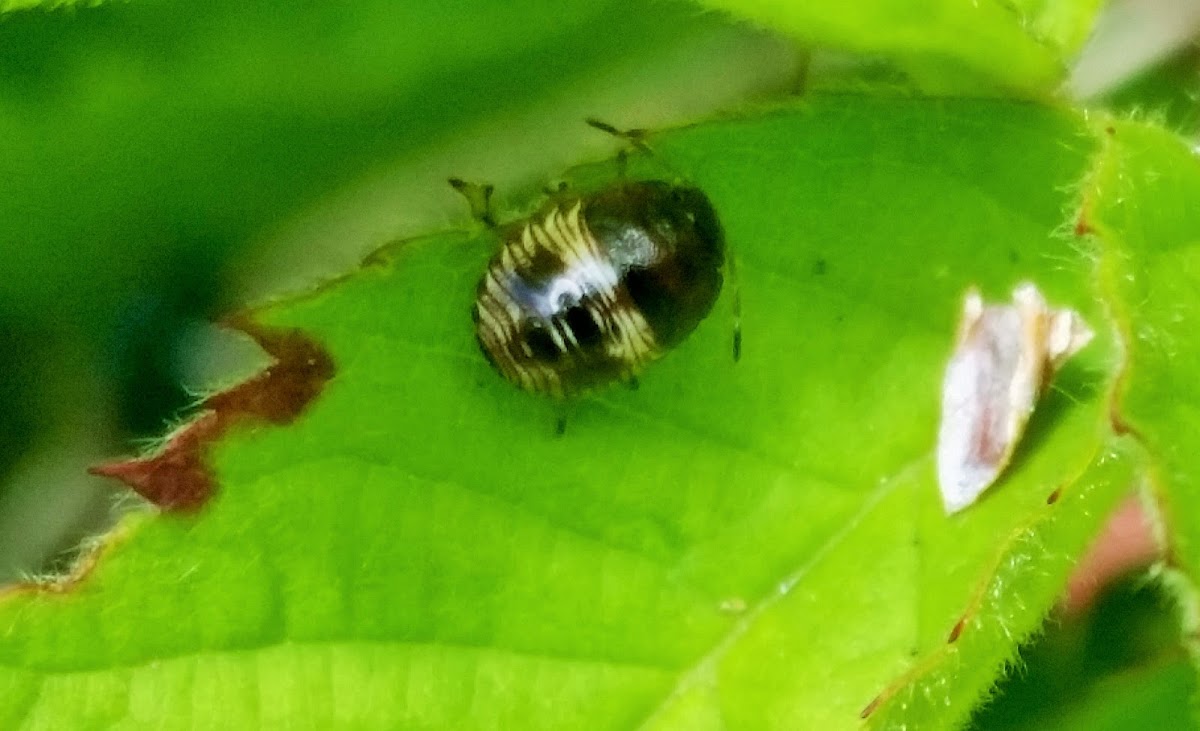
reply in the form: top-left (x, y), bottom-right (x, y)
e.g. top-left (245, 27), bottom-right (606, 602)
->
top-left (586, 118), bottom-right (658, 180)
top-left (448, 177), bottom-right (498, 228)
top-left (585, 117), bottom-right (692, 183)
top-left (585, 118), bottom-right (652, 154)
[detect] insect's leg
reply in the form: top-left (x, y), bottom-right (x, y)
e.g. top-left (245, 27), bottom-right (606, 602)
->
top-left (551, 398), bottom-right (581, 436)
top-left (448, 177), bottom-right (498, 228)
top-left (729, 253), bottom-right (743, 362)
top-left (586, 118), bottom-right (653, 180)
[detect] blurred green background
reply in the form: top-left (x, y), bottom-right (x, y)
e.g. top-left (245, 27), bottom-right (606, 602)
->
top-left (0, 0), bottom-right (1197, 726)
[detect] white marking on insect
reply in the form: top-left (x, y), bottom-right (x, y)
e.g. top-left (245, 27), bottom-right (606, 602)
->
top-left (936, 282), bottom-right (1094, 514)
top-left (517, 207), bottom-right (621, 320)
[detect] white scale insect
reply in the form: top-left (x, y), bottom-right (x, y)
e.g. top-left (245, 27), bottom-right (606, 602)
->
top-left (937, 282), bottom-right (1094, 514)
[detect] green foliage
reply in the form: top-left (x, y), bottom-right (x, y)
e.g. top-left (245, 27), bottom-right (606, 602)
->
top-left (699, 0), bottom-right (1104, 93)
top-left (1098, 46), bottom-right (1200, 136)
top-left (1090, 119), bottom-right (1200, 620)
top-left (0, 95), bottom-right (1153, 729)
top-left (972, 579), bottom-right (1196, 731)
top-left (0, 0), bottom-right (90, 12)
top-left (3, 0), bottom-right (1200, 729)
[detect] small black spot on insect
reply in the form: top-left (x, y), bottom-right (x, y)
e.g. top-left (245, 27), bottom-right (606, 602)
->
top-left (470, 179), bottom-right (728, 397)
top-left (564, 306), bottom-right (603, 349)
top-left (523, 324), bottom-right (561, 363)
top-left (812, 258), bottom-right (827, 276)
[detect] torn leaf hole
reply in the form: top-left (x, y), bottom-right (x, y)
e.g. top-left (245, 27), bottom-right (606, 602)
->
top-left (90, 318), bottom-right (335, 511)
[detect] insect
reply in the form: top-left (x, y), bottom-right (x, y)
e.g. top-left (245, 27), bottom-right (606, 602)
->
top-left (936, 282), bottom-right (1093, 513)
top-left (459, 176), bottom-right (732, 398)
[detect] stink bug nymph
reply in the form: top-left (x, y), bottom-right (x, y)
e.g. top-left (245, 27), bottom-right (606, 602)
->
top-left (467, 178), bottom-right (729, 397)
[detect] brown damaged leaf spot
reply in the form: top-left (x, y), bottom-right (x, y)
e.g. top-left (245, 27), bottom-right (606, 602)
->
top-left (1107, 365), bottom-right (1142, 439)
top-left (91, 413), bottom-right (220, 511)
top-left (859, 692), bottom-right (883, 720)
top-left (1073, 185), bottom-right (1095, 238)
top-left (90, 316), bottom-right (335, 511)
top-left (1073, 209), bottom-right (1094, 237)
top-left (205, 317), bottom-right (335, 425)
top-left (947, 615), bottom-right (966, 644)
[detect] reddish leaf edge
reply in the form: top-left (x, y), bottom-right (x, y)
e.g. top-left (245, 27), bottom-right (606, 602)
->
top-left (88, 313), bottom-right (336, 511)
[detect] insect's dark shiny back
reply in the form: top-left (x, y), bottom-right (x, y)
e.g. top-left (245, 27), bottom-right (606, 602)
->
top-left (473, 180), bottom-right (725, 397)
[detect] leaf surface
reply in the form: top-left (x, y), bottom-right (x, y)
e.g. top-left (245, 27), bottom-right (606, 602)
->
top-left (1086, 117), bottom-right (1200, 726)
top-left (0, 96), bottom-right (1145, 729)
top-left (699, 0), bottom-right (1104, 93)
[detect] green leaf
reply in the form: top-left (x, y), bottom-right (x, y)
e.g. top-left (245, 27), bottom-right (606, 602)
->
top-left (697, 0), bottom-right (1103, 93)
top-left (1088, 118), bottom-right (1200, 693)
top-left (1009, 0), bottom-right (1107, 59)
top-left (0, 96), bottom-right (1138, 728)
top-left (972, 577), bottom-right (1196, 731)
top-left (983, 657), bottom-right (1197, 731)
top-left (1097, 46), bottom-right (1200, 137)
top-left (0, 0), bottom-right (93, 13)
top-left (1057, 658), bottom-right (1197, 731)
